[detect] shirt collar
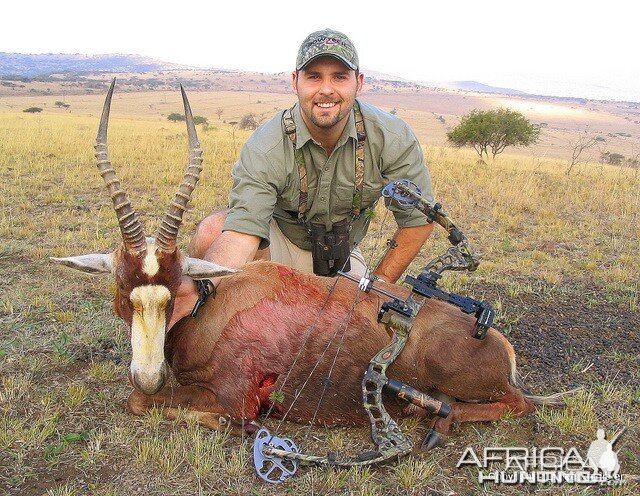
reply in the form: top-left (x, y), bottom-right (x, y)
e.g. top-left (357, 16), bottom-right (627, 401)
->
top-left (291, 102), bottom-right (358, 150)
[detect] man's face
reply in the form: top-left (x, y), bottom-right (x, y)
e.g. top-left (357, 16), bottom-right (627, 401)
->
top-left (292, 57), bottom-right (364, 133)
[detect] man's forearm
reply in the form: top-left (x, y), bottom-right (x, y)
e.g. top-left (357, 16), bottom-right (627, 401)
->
top-left (203, 230), bottom-right (261, 283)
top-left (373, 223), bottom-right (434, 283)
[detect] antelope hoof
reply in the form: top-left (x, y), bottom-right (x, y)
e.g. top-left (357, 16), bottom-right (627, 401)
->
top-left (421, 429), bottom-right (446, 451)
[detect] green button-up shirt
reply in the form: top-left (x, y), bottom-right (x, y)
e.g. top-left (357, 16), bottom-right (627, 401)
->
top-left (223, 99), bottom-right (434, 250)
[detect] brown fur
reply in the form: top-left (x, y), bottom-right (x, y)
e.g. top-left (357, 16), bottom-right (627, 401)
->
top-left (113, 247), bottom-right (183, 330)
top-left (127, 260), bottom-right (538, 438)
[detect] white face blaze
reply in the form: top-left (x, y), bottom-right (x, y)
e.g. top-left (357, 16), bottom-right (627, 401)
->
top-left (129, 285), bottom-right (171, 391)
top-left (142, 238), bottom-right (160, 277)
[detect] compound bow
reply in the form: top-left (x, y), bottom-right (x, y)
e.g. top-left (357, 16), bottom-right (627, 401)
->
top-left (253, 180), bottom-right (494, 483)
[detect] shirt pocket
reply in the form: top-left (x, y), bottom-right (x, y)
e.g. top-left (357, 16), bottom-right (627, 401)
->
top-left (334, 185), bottom-right (382, 214)
top-left (276, 180), bottom-right (305, 215)
top-left (361, 186), bottom-right (382, 209)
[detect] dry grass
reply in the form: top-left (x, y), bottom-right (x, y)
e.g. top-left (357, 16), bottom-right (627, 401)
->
top-left (0, 95), bottom-right (638, 495)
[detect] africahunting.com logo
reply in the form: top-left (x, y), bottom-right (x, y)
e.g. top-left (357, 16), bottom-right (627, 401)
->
top-left (457, 428), bottom-right (625, 486)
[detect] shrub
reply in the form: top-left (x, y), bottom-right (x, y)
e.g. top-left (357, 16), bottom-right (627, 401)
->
top-left (238, 113), bottom-right (259, 130)
top-left (601, 152), bottom-right (625, 165)
top-left (167, 113), bottom-right (185, 122)
top-left (23, 107), bottom-right (43, 113)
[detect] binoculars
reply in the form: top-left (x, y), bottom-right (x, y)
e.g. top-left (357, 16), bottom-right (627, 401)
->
top-left (309, 218), bottom-right (351, 276)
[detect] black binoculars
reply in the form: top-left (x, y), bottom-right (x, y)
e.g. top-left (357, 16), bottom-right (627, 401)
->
top-left (309, 218), bottom-right (351, 276)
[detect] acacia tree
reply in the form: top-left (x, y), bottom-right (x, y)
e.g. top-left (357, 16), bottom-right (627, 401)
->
top-left (447, 108), bottom-right (540, 159)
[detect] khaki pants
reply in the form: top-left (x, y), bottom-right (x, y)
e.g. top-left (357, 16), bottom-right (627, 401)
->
top-left (266, 220), bottom-right (367, 277)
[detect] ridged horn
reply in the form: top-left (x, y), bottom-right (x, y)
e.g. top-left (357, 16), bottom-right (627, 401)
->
top-left (95, 78), bottom-right (146, 254)
top-left (156, 85), bottom-right (203, 253)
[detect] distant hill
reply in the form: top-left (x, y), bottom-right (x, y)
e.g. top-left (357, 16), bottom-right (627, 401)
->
top-left (0, 53), bottom-right (187, 77)
top-left (421, 80), bottom-right (529, 96)
top-left (365, 69), bottom-right (412, 82)
top-left (1, 52), bottom-right (575, 100)
top-left (1, 53), bottom-right (527, 97)
top-left (356, 71), bottom-right (527, 97)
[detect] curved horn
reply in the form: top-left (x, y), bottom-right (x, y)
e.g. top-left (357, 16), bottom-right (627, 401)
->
top-left (95, 78), bottom-right (146, 254)
top-left (156, 85), bottom-right (203, 253)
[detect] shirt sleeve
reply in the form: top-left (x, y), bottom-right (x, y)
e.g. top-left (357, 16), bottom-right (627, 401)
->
top-left (223, 142), bottom-right (281, 249)
top-left (380, 126), bottom-right (434, 228)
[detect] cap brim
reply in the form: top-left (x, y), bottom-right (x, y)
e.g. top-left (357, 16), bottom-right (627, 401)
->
top-left (297, 53), bottom-right (357, 71)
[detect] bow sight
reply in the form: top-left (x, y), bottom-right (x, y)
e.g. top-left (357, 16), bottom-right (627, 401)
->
top-left (377, 180), bottom-right (494, 340)
top-left (253, 180), bottom-right (495, 483)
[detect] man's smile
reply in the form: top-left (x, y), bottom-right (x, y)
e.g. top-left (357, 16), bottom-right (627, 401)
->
top-left (316, 102), bottom-right (338, 108)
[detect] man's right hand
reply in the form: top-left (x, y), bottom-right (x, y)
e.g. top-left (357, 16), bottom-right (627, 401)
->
top-left (169, 276), bottom-right (198, 329)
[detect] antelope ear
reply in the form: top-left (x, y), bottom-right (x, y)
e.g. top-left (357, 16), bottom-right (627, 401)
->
top-left (182, 257), bottom-right (239, 279)
top-left (51, 254), bottom-right (115, 275)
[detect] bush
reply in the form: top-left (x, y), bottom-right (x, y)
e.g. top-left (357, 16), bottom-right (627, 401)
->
top-left (167, 113), bottom-right (185, 122)
top-left (238, 113), bottom-right (259, 130)
top-left (193, 115), bottom-right (208, 126)
top-left (447, 108), bottom-right (540, 159)
top-left (23, 107), bottom-right (43, 113)
top-left (601, 152), bottom-right (625, 165)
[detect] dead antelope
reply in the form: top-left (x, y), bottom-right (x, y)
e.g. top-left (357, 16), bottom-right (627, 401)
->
top-left (54, 81), bottom-right (562, 451)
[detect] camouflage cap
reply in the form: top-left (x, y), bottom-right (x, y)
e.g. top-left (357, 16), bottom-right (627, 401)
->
top-left (296, 29), bottom-right (359, 71)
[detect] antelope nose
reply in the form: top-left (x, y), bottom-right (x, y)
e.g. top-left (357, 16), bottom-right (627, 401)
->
top-left (130, 361), bottom-right (168, 395)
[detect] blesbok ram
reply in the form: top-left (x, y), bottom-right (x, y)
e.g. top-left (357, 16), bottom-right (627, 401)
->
top-left (53, 81), bottom-right (562, 462)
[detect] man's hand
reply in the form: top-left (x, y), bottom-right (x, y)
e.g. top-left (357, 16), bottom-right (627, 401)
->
top-left (169, 276), bottom-right (198, 329)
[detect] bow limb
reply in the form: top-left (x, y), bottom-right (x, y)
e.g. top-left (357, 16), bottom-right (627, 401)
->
top-left (361, 310), bottom-right (415, 455)
top-left (262, 443), bottom-right (412, 468)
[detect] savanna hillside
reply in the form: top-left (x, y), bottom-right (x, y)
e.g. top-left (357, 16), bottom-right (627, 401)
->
top-left (0, 77), bottom-right (638, 495)
top-left (2, 68), bottom-right (640, 162)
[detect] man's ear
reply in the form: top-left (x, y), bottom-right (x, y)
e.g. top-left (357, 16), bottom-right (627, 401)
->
top-left (291, 70), bottom-right (299, 93)
top-left (356, 71), bottom-right (364, 97)
top-left (51, 253), bottom-right (115, 275)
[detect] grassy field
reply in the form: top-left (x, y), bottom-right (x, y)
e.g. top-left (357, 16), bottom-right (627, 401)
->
top-left (0, 94), bottom-right (638, 495)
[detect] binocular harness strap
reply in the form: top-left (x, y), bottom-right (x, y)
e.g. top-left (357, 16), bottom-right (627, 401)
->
top-left (282, 102), bottom-right (366, 223)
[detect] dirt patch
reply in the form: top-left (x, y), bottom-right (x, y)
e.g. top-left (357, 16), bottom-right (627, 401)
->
top-left (474, 281), bottom-right (639, 390)
top-left (68, 336), bottom-right (124, 364)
